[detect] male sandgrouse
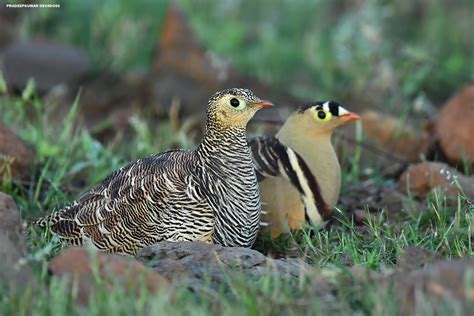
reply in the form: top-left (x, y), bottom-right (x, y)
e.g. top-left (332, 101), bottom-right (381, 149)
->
top-left (249, 101), bottom-right (359, 237)
top-left (35, 88), bottom-right (274, 255)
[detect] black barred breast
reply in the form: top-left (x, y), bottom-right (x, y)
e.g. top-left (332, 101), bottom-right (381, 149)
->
top-left (198, 128), bottom-right (262, 248)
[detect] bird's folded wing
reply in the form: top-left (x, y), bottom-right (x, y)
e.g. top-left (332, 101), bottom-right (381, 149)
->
top-left (248, 137), bottom-right (282, 180)
top-left (248, 136), bottom-right (298, 182)
top-left (48, 150), bottom-right (193, 232)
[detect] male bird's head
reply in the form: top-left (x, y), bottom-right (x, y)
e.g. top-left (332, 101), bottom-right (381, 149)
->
top-left (288, 101), bottom-right (360, 135)
top-left (207, 88), bottom-right (274, 129)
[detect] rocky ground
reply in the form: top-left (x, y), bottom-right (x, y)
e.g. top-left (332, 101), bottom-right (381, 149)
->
top-left (0, 190), bottom-right (473, 313)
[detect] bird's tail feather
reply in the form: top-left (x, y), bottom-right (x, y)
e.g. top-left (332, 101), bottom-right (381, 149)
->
top-left (31, 211), bottom-right (61, 227)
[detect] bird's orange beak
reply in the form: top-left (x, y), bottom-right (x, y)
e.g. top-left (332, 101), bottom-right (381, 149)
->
top-left (339, 112), bottom-right (360, 123)
top-left (254, 100), bottom-right (274, 108)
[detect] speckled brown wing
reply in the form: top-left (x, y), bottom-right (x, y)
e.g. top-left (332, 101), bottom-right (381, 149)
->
top-left (35, 150), bottom-right (210, 255)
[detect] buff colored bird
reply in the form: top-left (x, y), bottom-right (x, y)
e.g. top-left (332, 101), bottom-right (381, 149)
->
top-left (249, 101), bottom-right (359, 237)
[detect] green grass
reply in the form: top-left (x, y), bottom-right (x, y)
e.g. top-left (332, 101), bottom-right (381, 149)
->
top-left (180, 0), bottom-right (473, 104)
top-left (0, 271), bottom-right (392, 315)
top-left (19, 0), bottom-right (170, 72)
top-left (0, 80), bottom-right (473, 315)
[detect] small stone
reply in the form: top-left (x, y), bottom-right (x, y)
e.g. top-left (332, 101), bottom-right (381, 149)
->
top-left (435, 85), bottom-right (474, 164)
top-left (352, 209), bottom-right (379, 225)
top-left (50, 247), bottom-right (169, 305)
top-left (397, 247), bottom-right (444, 272)
top-left (399, 161), bottom-right (474, 198)
top-left (379, 190), bottom-right (425, 221)
top-left (0, 122), bottom-right (35, 179)
top-left (360, 110), bottom-right (431, 162)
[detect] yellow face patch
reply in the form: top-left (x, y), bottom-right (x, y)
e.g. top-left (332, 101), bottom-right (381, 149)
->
top-left (313, 109), bottom-right (332, 122)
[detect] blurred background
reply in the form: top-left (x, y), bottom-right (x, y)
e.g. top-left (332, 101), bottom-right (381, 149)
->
top-left (4, 0), bottom-right (471, 100)
top-left (0, 0), bottom-right (473, 215)
top-left (2, 0), bottom-right (472, 106)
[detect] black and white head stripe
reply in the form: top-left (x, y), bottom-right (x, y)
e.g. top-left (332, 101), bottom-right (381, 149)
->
top-left (298, 101), bottom-right (349, 117)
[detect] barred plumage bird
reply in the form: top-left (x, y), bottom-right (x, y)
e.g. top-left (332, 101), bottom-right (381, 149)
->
top-left (249, 101), bottom-right (359, 237)
top-left (34, 88), bottom-right (274, 255)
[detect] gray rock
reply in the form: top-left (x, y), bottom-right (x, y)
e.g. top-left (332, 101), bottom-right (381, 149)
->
top-left (396, 246), bottom-right (444, 272)
top-left (0, 122), bottom-right (35, 179)
top-left (0, 192), bottom-right (23, 243)
top-left (136, 241), bottom-right (312, 288)
top-left (389, 259), bottom-right (474, 314)
top-left (3, 41), bottom-right (90, 92)
top-left (0, 233), bottom-right (34, 291)
top-left (0, 192), bottom-right (35, 290)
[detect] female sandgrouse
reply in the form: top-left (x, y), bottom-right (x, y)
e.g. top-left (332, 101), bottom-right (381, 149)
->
top-left (249, 102), bottom-right (359, 237)
top-left (35, 88), bottom-right (274, 255)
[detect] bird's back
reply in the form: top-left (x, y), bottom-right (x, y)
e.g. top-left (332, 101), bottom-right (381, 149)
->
top-left (36, 149), bottom-right (214, 255)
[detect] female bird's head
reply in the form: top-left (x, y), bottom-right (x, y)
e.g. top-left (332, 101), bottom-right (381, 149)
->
top-left (287, 101), bottom-right (360, 135)
top-left (207, 88), bottom-right (274, 129)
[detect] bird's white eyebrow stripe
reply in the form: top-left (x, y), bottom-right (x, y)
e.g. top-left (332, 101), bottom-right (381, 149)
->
top-left (322, 102), bottom-right (330, 112)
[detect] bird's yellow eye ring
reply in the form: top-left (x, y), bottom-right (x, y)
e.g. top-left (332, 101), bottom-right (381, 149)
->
top-left (228, 97), bottom-right (247, 110)
top-left (314, 110), bottom-right (332, 121)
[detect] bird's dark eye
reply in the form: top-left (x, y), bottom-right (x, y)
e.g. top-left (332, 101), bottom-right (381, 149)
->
top-left (230, 98), bottom-right (240, 107)
top-left (317, 111), bottom-right (326, 119)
